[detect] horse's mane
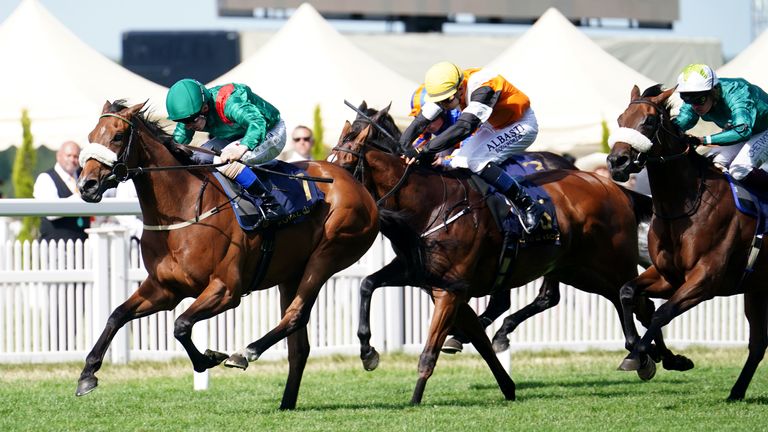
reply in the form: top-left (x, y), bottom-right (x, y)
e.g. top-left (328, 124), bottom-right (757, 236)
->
top-left (107, 100), bottom-right (196, 165)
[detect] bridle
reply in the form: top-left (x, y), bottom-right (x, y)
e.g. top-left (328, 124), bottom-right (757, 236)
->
top-left (626, 99), bottom-right (705, 220)
top-left (97, 113), bottom-right (227, 183)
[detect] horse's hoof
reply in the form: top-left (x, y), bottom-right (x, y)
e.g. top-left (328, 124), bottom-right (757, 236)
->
top-left (441, 337), bottom-right (463, 354)
top-left (204, 349), bottom-right (229, 366)
top-left (618, 356), bottom-right (641, 371)
top-left (75, 377), bottom-right (98, 397)
top-left (224, 353), bottom-right (249, 370)
top-left (662, 354), bottom-right (694, 372)
top-left (492, 337), bottom-right (510, 353)
top-left (361, 348), bottom-right (380, 371)
top-left (637, 355), bottom-right (657, 381)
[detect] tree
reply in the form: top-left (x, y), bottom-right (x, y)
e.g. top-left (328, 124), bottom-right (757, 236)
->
top-left (311, 104), bottom-right (327, 160)
top-left (601, 119), bottom-right (611, 153)
top-left (11, 109), bottom-right (39, 242)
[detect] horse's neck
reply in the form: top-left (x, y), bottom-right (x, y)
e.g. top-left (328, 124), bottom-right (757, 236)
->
top-left (646, 153), bottom-right (713, 217)
top-left (132, 128), bottom-right (215, 224)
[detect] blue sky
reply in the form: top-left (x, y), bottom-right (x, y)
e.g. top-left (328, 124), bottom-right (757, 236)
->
top-left (0, 0), bottom-right (757, 61)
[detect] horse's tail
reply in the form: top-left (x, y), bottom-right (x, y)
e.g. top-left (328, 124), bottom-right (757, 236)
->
top-left (621, 187), bottom-right (653, 268)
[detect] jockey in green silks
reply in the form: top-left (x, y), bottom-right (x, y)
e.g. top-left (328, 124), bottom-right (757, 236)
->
top-left (166, 78), bottom-right (286, 221)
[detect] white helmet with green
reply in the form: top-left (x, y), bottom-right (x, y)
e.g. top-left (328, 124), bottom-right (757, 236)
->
top-left (676, 64), bottom-right (719, 93)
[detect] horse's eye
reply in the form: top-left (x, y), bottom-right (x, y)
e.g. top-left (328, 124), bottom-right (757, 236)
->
top-left (113, 133), bottom-right (124, 142)
top-left (644, 116), bottom-right (658, 126)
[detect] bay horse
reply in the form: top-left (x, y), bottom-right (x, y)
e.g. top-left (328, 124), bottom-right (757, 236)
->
top-left (607, 84), bottom-right (768, 401)
top-left (332, 103), bottom-right (689, 404)
top-left (75, 101), bottom-right (379, 410)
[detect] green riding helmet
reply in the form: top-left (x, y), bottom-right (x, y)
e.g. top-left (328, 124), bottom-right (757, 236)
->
top-left (166, 79), bottom-right (207, 121)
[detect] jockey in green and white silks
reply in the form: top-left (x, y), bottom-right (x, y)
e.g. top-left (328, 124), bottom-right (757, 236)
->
top-left (673, 64), bottom-right (768, 183)
top-left (166, 78), bottom-right (287, 221)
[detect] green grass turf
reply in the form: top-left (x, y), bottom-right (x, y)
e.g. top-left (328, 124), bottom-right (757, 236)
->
top-left (1, 348), bottom-right (766, 431)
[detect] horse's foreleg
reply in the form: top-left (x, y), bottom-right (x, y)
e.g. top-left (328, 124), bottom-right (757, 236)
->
top-left (444, 288), bottom-right (513, 354)
top-left (619, 266), bottom-right (663, 352)
top-left (173, 278), bottom-right (240, 372)
top-left (358, 258), bottom-right (411, 371)
top-left (278, 282), bottom-right (311, 410)
top-left (634, 296), bottom-right (694, 372)
top-left (455, 303), bottom-right (516, 401)
top-left (411, 289), bottom-right (459, 405)
top-left (491, 277), bottom-right (560, 353)
top-left (621, 268), bottom-right (710, 376)
top-left (76, 280), bottom-right (179, 396)
top-left (728, 290), bottom-right (768, 401)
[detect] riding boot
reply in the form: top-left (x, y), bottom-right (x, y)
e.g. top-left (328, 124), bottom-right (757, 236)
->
top-left (740, 168), bottom-right (768, 191)
top-left (480, 163), bottom-right (546, 233)
top-left (233, 167), bottom-right (286, 222)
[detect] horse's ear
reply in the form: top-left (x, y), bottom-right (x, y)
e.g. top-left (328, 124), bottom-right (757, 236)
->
top-left (358, 100), bottom-right (368, 116)
top-left (102, 101), bottom-right (112, 114)
top-left (355, 124), bottom-right (373, 143)
top-left (338, 120), bottom-right (352, 145)
top-left (380, 102), bottom-right (391, 116)
top-left (652, 87), bottom-right (677, 104)
top-left (124, 102), bottom-right (146, 117)
top-left (630, 85), bottom-right (641, 101)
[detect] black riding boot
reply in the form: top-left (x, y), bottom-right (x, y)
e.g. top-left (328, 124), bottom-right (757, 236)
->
top-left (740, 168), bottom-right (768, 191)
top-left (480, 163), bottom-right (546, 233)
top-left (244, 175), bottom-right (286, 222)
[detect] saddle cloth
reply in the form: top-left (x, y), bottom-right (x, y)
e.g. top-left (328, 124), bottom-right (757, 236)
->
top-left (212, 160), bottom-right (325, 231)
top-left (727, 173), bottom-right (768, 234)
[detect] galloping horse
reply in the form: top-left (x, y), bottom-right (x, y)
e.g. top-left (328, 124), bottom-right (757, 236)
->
top-left (332, 103), bottom-right (687, 404)
top-left (75, 101), bottom-right (379, 409)
top-left (607, 85), bottom-right (768, 400)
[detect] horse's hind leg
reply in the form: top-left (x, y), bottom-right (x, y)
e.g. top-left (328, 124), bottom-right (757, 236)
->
top-left (491, 276), bottom-right (561, 353)
top-left (358, 257), bottom-right (412, 371)
top-left (173, 278), bottom-right (241, 372)
top-left (76, 279), bottom-right (180, 396)
top-left (454, 302), bottom-right (516, 401)
top-left (728, 290), bottom-right (768, 401)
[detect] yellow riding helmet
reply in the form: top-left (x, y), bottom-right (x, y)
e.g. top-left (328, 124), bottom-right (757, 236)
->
top-left (424, 62), bottom-right (464, 103)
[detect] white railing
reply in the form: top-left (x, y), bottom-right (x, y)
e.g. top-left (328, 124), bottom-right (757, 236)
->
top-left (0, 199), bottom-right (749, 369)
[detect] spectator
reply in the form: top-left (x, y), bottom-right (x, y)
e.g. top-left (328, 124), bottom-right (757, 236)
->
top-left (286, 125), bottom-right (315, 162)
top-left (33, 140), bottom-right (90, 242)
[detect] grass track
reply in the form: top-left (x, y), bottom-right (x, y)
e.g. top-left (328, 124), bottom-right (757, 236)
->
top-left (1, 348), bottom-right (767, 431)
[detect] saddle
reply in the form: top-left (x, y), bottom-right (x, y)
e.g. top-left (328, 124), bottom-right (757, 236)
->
top-left (212, 160), bottom-right (325, 231)
top-left (467, 155), bottom-right (561, 290)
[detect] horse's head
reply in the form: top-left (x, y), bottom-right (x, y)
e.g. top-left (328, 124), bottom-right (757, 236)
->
top-left (607, 85), bottom-right (680, 182)
top-left (331, 102), bottom-right (401, 174)
top-left (78, 101), bottom-right (145, 202)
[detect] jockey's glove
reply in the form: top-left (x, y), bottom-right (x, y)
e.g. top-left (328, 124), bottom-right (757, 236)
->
top-left (220, 142), bottom-right (249, 163)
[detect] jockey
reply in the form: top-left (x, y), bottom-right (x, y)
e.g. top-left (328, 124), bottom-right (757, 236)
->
top-left (400, 61), bottom-right (545, 233)
top-left (408, 83), bottom-right (462, 166)
top-left (673, 64), bottom-right (768, 187)
top-left (166, 78), bottom-right (286, 221)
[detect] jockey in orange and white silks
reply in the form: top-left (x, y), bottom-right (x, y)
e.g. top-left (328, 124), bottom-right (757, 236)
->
top-left (399, 62), bottom-right (545, 233)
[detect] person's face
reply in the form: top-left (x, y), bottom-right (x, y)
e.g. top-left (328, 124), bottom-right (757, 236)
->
top-left (437, 93), bottom-right (460, 111)
top-left (425, 116), bottom-right (445, 134)
top-left (680, 91), bottom-right (714, 116)
top-left (179, 105), bottom-right (208, 131)
top-left (292, 129), bottom-right (313, 157)
top-left (57, 143), bottom-right (80, 176)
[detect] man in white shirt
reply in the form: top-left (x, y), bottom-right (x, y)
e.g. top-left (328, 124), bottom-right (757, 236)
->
top-left (286, 125), bottom-right (315, 162)
top-left (33, 140), bottom-right (90, 242)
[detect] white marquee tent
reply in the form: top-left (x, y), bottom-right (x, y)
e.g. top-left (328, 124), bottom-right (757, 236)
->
top-left (717, 29), bottom-right (768, 91)
top-left (210, 3), bottom-right (417, 153)
top-left (485, 8), bottom-right (655, 157)
top-left (0, 0), bottom-right (168, 151)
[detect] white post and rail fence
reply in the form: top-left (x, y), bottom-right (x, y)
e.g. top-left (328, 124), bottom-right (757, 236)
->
top-left (0, 199), bottom-right (748, 390)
